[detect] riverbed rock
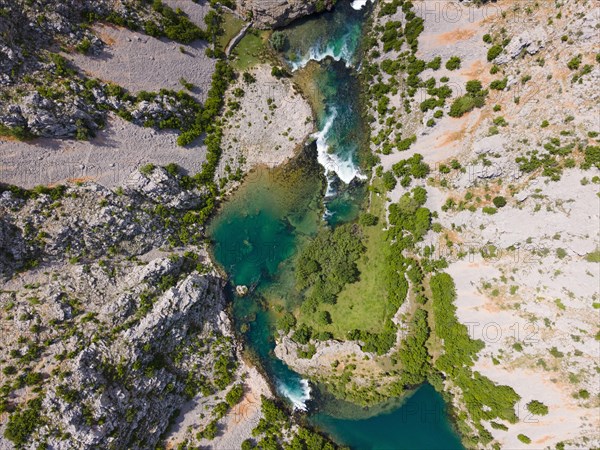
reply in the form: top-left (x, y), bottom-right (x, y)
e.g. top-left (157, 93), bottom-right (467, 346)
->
top-left (236, 284), bottom-right (249, 296)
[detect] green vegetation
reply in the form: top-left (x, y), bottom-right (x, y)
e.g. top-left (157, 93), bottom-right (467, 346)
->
top-left (225, 384), bottom-right (244, 407)
top-left (585, 249), bottom-right (600, 263)
top-left (430, 273), bottom-right (520, 441)
top-left (492, 196), bottom-right (506, 208)
top-left (75, 37), bottom-right (92, 54)
top-left (526, 400), bottom-right (549, 416)
top-left (487, 44), bottom-right (503, 62)
top-left (270, 31), bottom-right (287, 51)
top-left (296, 224), bottom-right (365, 311)
top-left (582, 145), bottom-right (600, 170)
top-left (176, 60), bottom-right (234, 162)
top-left (251, 396), bottom-right (342, 450)
top-left (393, 308), bottom-right (430, 387)
top-left (445, 56), bottom-right (461, 71)
top-left (517, 434), bottom-right (532, 444)
top-left (146, 0), bottom-right (207, 44)
top-left (490, 77), bottom-right (507, 90)
top-left (448, 80), bottom-right (487, 118)
top-left (231, 29), bottom-right (269, 70)
top-left (4, 396), bottom-right (44, 445)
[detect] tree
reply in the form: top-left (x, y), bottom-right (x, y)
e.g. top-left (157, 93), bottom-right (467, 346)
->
top-left (270, 31), bottom-right (286, 51)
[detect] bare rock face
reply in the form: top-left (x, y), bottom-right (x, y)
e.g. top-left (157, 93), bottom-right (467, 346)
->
top-left (237, 0), bottom-right (336, 28)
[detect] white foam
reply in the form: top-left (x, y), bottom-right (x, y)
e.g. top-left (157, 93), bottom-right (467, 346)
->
top-left (313, 109), bottom-right (366, 185)
top-left (290, 39), bottom-right (354, 71)
top-left (351, 0), bottom-right (373, 10)
top-left (277, 379), bottom-right (312, 411)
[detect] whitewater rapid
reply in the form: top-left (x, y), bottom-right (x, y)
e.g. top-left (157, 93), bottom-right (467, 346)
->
top-left (351, 0), bottom-right (373, 10)
top-left (290, 37), bottom-right (355, 71)
top-left (313, 108), bottom-right (367, 186)
top-left (277, 379), bottom-right (312, 411)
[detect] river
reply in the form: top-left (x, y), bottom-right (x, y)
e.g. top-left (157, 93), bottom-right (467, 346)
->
top-left (209, 1), bottom-right (463, 448)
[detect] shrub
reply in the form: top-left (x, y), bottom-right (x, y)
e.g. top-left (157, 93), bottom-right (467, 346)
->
top-left (445, 56), bottom-right (461, 71)
top-left (382, 171), bottom-right (397, 191)
top-left (179, 77), bottom-right (194, 91)
top-left (482, 206), bottom-right (497, 215)
top-left (139, 163), bottom-right (156, 176)
top-left (517, 434), bottom-right (531, 444)
top-left (582, 145), bottom-right (600, 170)
top-left (276, 313), bottom-right (296, 333)
top-left (4, 397), bottom-right (44, 445)
top-left (567, 55), bottom-right (581, 70)
top-left (483, 33), bottom-right (492, 44)
top-left (487, 45), bottom-right (503, 62)
top-left (492, 196), bottom-right (506, 208)
top-left (225, 384), bottom-right (244, 407)
top-left (243, 72), bottom-right (256, 83)
top-left (490, 78), bottom-right (508, 90)
top-left (359, 213), bottom-right (379, 227)
top-left (76, 37), bottom-right (92, 54)
top-left (427, 56), bottom-right (441, 70)
top-left (526, 400), bottom-right (549, 416)
top-left (271, 66), bottom-right (289, 78)
top-left (448, 80), bottom-right (487, 118)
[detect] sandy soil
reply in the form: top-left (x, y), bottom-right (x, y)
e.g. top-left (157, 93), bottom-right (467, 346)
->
top-left (0, 113), bottom-right (207, 188)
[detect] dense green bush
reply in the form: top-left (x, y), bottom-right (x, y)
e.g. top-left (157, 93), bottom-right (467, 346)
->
top-left (492, 196), bottom-right (506, 208)
top-left (4, 396), bottom-right (44, 445)
top-left (582, 145), bottom-right (600, 170)
top-left (517, 434), bottom-right (532, 444)
top-left (526, 400), bottom-right (549, 416)
top-left (382, 170), bottom-right (397, 191)
top-left (430, 273), bottom-right (520, 429)
top-left (296, 225), bottom-right (364, 306)
top-left (359, 213), bottom-right (379, 227)
top-left (445, 56), bottom-right (461, 71)
top-left (427, 56), bottom-right (441, 70)
top-left (270, 31), bottom-right (287, 51)
top-left (276, 312), bottom-right (296, 333)
top-left (225, 384), bottom-right (244, 407)
top-left (449, 80), bottom-right (487, 118)
top-left (490, 77), bottom-right (508, 90)
top-left (394, 308), bottom-right (430, 386)
top-left (148, 0), bottom-right (207, 44)
top-left (487, 45), bottom-right (503, 62)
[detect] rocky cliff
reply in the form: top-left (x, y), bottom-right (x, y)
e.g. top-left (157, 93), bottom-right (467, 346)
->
top-left (236, 0), bottom-right (337, 28)
top-left (0, 168), bottom-right (240, 449)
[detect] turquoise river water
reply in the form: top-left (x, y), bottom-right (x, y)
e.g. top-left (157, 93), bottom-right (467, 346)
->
top-left (209, 1), bottom-right (464, 448)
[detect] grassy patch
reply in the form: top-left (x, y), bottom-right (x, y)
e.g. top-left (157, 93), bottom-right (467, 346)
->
top-left (218, 12), bottom-right (245, 51)
top-left (297, 180), bottom-right (389, 338)
top-left (231, 29), bottom-right (270, 70)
